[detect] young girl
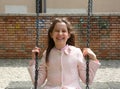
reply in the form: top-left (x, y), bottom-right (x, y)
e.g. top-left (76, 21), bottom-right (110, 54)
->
top-left (28, 18), bottom-right (100, 89)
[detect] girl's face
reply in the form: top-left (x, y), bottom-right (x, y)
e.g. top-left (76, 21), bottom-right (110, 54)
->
top-left (50, 22), bottom-right (70, 49)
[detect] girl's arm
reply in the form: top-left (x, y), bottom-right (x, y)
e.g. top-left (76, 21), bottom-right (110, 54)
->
top-left (77, 48), bottom-right (101, 84)
top-left (28, 48), bottom-right (47, 87)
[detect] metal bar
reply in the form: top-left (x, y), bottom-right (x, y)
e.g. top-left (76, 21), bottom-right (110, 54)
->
top-left (44, 0), bottom-right (46, 13)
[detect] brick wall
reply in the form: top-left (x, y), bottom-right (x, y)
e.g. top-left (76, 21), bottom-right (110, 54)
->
top-left (0, 14), bottom-right (119, 60)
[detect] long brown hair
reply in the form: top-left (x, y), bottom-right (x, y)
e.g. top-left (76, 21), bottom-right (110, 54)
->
top-left (46, 18), bottom-right (75, 63)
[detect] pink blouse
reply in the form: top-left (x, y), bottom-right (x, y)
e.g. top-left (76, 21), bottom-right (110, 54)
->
top-left (28, 45), bottom-right (100, 89)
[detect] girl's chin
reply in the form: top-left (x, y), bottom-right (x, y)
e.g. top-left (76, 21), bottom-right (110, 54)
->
top-left (55, 43), bottom-right (66, 46)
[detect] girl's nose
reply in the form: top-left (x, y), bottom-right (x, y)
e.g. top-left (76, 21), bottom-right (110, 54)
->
top-left (58, 31), bottom-right (62, 35)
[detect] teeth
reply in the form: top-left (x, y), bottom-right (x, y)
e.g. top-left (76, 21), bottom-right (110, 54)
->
top-left (58, 38), bottom-right (63, 39)
top-left (56, 38), bottom-right (64, 40)
top-left (57, 39), bottom-right (63, 40)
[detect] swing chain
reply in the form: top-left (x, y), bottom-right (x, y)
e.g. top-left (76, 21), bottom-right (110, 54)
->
top-left (34, 0), bottom-right (40, 89)
top-left (86, 0), bottom-right (93, 89)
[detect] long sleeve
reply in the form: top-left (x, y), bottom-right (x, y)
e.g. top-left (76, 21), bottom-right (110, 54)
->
top-left (28, 51), bottom-right (47, 87)
top-left (77, 48), bottom-right (101, 84)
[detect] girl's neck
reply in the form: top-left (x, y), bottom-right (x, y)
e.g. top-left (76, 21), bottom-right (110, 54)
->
top-left (55, 44), bottom-right (68, 50)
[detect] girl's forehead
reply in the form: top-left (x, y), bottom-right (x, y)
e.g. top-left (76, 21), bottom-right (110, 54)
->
top-left (54, 22), bottom-right (67, 27)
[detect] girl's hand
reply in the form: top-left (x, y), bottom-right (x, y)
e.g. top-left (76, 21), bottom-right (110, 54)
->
top-left (83, 48), bottom-right (97, 61)
top-left (29, 47), bottom-right (40, 66)
top-left (32, 47), bottom-right (40, 60)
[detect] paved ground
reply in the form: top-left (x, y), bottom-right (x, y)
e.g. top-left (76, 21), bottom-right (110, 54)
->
top-left (0, 59), bottom-right (120, 89)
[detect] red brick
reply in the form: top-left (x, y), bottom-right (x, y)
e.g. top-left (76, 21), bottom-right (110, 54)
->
top-left (0, 15), bottom-right (119, 60)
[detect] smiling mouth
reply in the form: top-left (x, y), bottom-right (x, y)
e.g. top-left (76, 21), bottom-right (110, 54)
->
top-left (56, 37), bottom-right (65, 41)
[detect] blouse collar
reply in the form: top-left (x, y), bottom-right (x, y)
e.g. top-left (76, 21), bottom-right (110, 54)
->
top-left (54, 44), bottom-right (71, 55)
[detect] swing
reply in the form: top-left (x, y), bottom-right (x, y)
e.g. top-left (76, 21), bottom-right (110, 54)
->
top-left (34, 0), bottom-right (93, 89)
top-left (34, 0), bottom-right (40, 89)
top-left (86, 0), bottom-right (93, 89)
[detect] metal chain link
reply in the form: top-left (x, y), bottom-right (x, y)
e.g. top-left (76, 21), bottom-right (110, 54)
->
top-left (86, 0), bottom-right (93, 89)
top-left (34, 0), bottom-right (40, 89)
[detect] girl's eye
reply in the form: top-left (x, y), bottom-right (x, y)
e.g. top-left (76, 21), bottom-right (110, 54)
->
top-left (54, 29), bottom-right (67, 33)
top-left (62, 30), bottom-right (66, 32)
top-left (55, 30), bottom-right (59, 32)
